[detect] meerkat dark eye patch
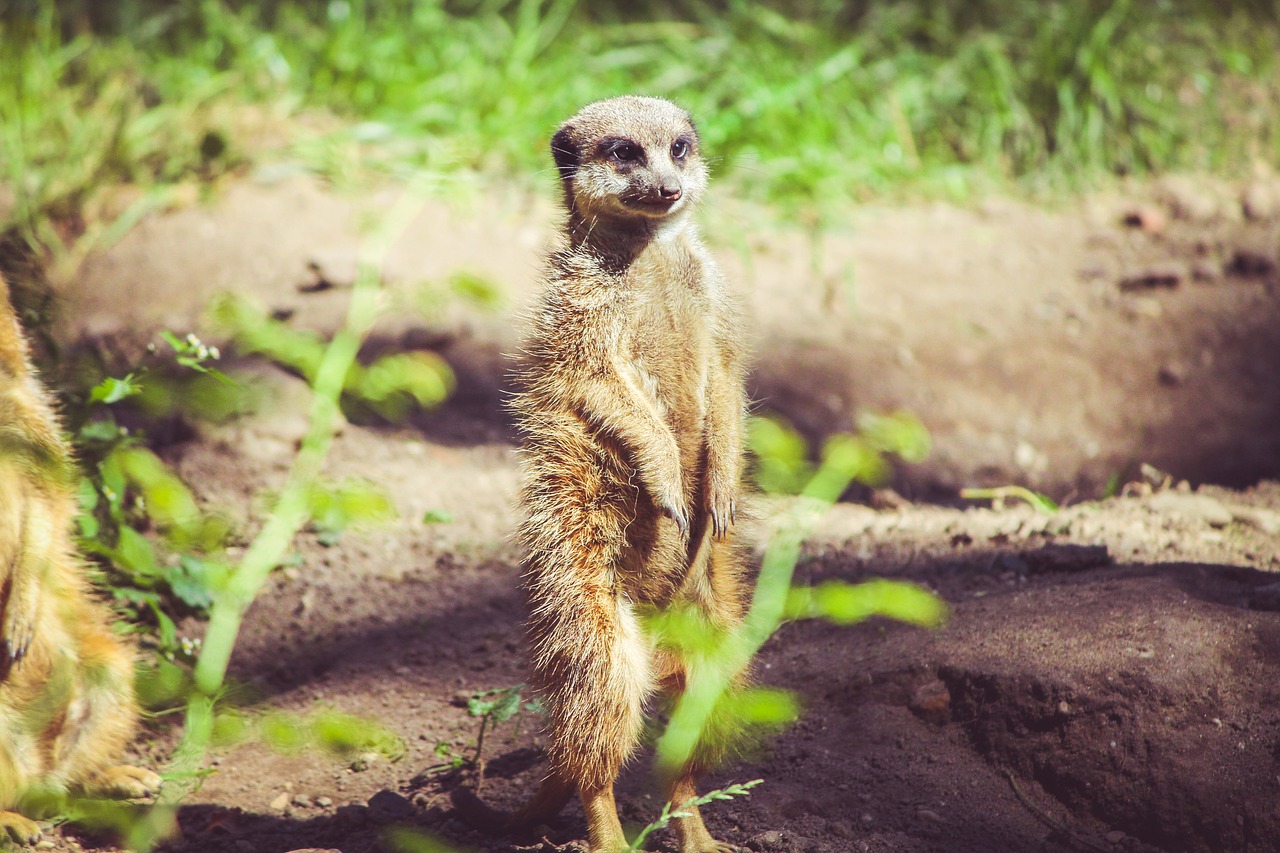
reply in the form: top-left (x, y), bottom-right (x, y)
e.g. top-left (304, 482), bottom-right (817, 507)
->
top-left (599, 137), bottom-right (643, 164)
top-left (550, 125), bottom-right (580, 181)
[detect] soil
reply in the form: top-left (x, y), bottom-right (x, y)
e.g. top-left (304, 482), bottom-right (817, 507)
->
top-left (24, 166), bottom-right (1280, 853)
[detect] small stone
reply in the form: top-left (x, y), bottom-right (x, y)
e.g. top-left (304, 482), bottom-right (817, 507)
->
top-left (1105, 830), bottom-right (1127, 844)
top-left (1158, 362), bottom-right (1186, 386)
top-left (291, 793), bottom-right (313, 808)
top-left (367, 789), bottom-right (414, 824)
top-left (1190, 259), bottom-right (1221, 282)
top-left (1158, 176), bottom-right (1221, 222)
top-left (909, 679), bottom-right (952, 725)
top-left (315, 796), bottom-right (334, 808)
top-left (1228, 248), bottom-right (1278, 278)
top-left (269, 791), bottom-right (291, 812)
top-left (304, 249), bottom-right (361, 290)
top-left (1120, 205), bottom-right (1166, 234)
top-left (1241, 182), bottom-right (1280, 220)
top-left (1232, 507), bottom-right (1280, 535)
top-left (1058, 701), bottom-right (1072, 715)
top-left (350, 751), bottom-right (381, 772)
top-left (1118, 262), bottom-right (1186, 291)
top-left (861, 813), bottom-right (874, 825)
top-left (916, 808), bottom-right (945, 824)
top-left (1148, 492), bottom-right (1233, 527)
top-left (752, 830), bottom-right (785, 850)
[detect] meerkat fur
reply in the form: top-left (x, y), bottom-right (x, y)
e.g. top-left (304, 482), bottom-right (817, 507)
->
top-left (465, 95), bottom-right (752, 853)
top-left (0, 274), bottom-right (162, 845)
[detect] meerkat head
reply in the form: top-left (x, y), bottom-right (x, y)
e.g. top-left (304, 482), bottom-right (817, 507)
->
top-left (550, 96), bottom-right (707, 223)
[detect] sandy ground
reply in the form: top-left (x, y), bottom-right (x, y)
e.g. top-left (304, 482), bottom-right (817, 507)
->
top-left (20, 166), bottom-right (1280, 853)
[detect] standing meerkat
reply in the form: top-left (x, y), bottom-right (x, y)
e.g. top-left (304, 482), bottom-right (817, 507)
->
top-left (496, 96), bottom-right (751, 853)
top-left (0, 274), bottom-right (162, 845)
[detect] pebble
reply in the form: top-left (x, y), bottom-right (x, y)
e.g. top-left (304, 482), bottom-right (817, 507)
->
top-left (1157, 362), bottom-right (1186, 386)
top-left (367, 789), bottom-right (414, 823)
top-left (916, 808), bottom-right (945, 824)
top-left (291, 793), bottom-right (312, 808)
top-left (1158, 176), bottom-right (1221, 222)
top-left (315, 795), bottom-right (335, 808)
top-left (752, 830), bottom-right (785, 850)
top-left (908, 679), bottom-right (952, 725)
top-left (1105, 830), bottom-right (1128, 844)
top-left (1148, 492), bottom-right (1233, 528)
top-left (1232, 506), bottom-right (1280, 535)
top-left (1228, 248), bottom-right (1277, 278)
top-left (269, 791), bottom-right (291, 812)
top-left (1118, 262), bottom-right (1185, 291)
top-left (1190, 259), bottom-right (1221, 282)
top-left (1241, 182), bottom-right (1280, 220)
top-left (1120, 204), bottom-right (1166, 234)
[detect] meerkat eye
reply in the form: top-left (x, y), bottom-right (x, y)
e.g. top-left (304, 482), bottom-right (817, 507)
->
top-left (671, 138), bottom-right (690, 159)
top-left (610, 143), bottom-right (640, 163)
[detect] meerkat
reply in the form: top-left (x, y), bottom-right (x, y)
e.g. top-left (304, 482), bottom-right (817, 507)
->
top-left (0, 274), bottom-right (162, 845)
top-left (465, 96), bottom-right (752, 853)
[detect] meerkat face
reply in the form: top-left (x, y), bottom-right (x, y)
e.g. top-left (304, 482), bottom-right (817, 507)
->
top-left (551, 96), bottom-right (708, 222)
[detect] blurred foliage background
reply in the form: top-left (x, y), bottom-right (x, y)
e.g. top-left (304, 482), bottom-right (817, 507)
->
top-left (3, 0), bottom-right (1279, 262)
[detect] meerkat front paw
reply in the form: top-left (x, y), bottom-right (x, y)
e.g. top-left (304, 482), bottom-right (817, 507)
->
top-left (90, 765), bottom-right (164, 800)
top-left (2, 583), bottom-right (39, 666)
top-left (706, 491), bottom-right (737, 537)
top-left (660, 488), bottom-right (691, 538)
top-left (0, 810), bottom-right (42, 845)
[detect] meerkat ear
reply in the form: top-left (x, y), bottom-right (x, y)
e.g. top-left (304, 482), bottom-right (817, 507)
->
top-left (550, 125), bottom-right (579, 181)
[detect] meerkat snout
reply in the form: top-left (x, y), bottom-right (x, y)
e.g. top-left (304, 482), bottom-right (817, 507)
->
top-left (550, 95), bottom-right (707, 221)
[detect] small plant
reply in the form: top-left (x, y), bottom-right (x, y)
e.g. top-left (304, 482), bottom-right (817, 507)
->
top-left (961, 485), bottom-right (1060, 514)
top-left (465, 684), bottom-right (543, 787)
top-left (71, 332), bottom-right (235, 660)
top-left (625, 779), bottom-right (762, 852)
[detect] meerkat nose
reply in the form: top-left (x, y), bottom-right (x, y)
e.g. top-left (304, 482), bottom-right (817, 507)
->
top-left (658, 186), bottom-right (682, 201)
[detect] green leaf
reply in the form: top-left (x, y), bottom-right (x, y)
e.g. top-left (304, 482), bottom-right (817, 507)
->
top-left (960, 485), bottom-right (1059, 514)
top-left (260, 713), bottom-right (309, 754)
top-left (116, 526), bottom-right (160, 579)
top-left (748, 415), bottom-right (814, 495)
top-left (727, 687), bottom-right (800, 726)
top-left (468, 684), bottom-right (526, 723)
top-left (421, 508), bottom-right (453, 525)
top-left (89, 373), bottom-right (144, 405)
top-left (856, 410), bottom-right (932, 464)
top-left (787, 579), bottom-right (947, 628)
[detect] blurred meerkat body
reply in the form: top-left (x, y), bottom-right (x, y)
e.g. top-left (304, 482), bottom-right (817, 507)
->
top-left (0, 275), bottom-right (161, 845)
top-left (510, 96), bottom-right (750, 853)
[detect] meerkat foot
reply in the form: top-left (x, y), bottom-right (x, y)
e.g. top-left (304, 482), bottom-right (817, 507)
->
top-left (89, 765), bottom-right (164, 800)
top-left (0, 810), bottom-right (42, 845)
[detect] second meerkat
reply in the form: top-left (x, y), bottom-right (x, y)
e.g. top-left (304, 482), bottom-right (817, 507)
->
top-left (510, 96), bottom-right (751, 853)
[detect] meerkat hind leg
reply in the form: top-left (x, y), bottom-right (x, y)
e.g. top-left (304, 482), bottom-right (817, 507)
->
top-left (507, 769), bottom-right (574, 829)
top-left (0, 810), bottom-right (42, 845)
top-left (668, 772), bottom-right (739, 853)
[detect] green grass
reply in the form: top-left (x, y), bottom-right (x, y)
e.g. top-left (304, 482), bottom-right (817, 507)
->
top-left (2, 0), bottom-right (1279, 260)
